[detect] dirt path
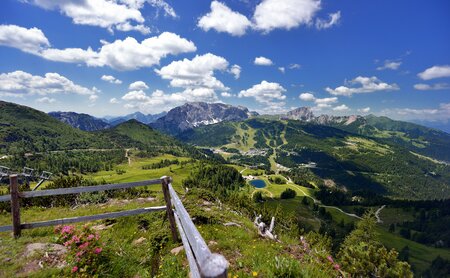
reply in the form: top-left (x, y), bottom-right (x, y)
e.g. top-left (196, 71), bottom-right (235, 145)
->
top-left (375, 205), bottom-right (386, 223)
top-left (125, 149), bottom-right (131, 165)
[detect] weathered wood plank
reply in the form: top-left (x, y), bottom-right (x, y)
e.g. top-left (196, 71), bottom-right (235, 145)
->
top-left (174, 211), bottom-right (201, 278)
top-left (0, 206), bottom-right (165, 232)
top-left (168, 183), bottom-right (228, 277)
top-left (161, 176), bottom-right (178, 242)
top-left (10, 175), bottom-right (21, 238)
top-left (0, 179), bottom-right (161, 202)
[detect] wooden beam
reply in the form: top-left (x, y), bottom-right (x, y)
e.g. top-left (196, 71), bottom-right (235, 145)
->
top-left (161, 176), bottom-right (179, 242)
top-left (0, 206), bottom-right (165, 232)
top-left (173, 211), bottom-right (201, 278)
top-left (168, 183), bottom-right (228, 277)
top-left (10, 175), bottom-right (21, 238)
top-left (0, 179), bottom-right (161, 202)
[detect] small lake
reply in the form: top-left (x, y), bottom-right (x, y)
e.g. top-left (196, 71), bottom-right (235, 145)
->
top-left (249, 179), bottom-right (266, 188)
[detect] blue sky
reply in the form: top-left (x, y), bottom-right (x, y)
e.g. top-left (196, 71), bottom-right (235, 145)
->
top-left (0, 0), bottom-right (449, 124)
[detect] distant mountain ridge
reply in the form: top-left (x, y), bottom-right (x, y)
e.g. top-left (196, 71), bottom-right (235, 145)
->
top-left (106, 111), bottom-right (167, 126)
top-left (48, 111), bottom-right (110, 131)
top-left (151, 102), bottom-right (257, 135)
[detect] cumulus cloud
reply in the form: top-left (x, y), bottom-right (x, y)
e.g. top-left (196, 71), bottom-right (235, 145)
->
top-left (0, 71), bottom-right (97, 100)
top-left (122, 53), bottom-right (231, 112)
top-left (238, 80), bottom-right (286, 105)
top-left (23, 0), bottom-right (177, 34)
top-left (418, 65), bottom-right (450, 80)
top-left (414, 83), bottom-right (450, 91)
top-left (129, 81), bottom-right (149, 90)
top-left (381, 103), bottom-right (450, 122)
top-left (40, 32), bottom-right (197, 70)
top-left (229, 64), bottom-right (241, 79)
top-left (289, 63), bottom-right (301, 69)
top-left (0, 24), bottom-right (50, 54)
top-left (1, 26), bottom-right (196, 71)
top-left (221, 92), bottom-right (233, 97)
top-left (253, 0), bottom-right (321, 33)
top-left (101, 75), bottom-right (122, 84)
top-left (325, 76), bottom-right (399, 96)
top-left (197, 1), bottom-right (252, 36)
top-left (121, 88), bottom-right (219, 113)
top-left (89, 95), bottom-right (99, 102)
top-left (376, 60), bottom-right (402, 71)
top-left (278, 67), bottom-right (285, 73)
top-left (109, 97), bottom-right (120, 104)
top-left (315, 11), bottom-right (341, 30)
top-left (358, 107), bottom-right (370, 113)
top-left (299, 92), bottom-right (337, 110)
top-left (254, 56), bottom-right (273, 66)
top-left (155, 53), bottom-right (229, 91)
top-left (36, 97), bottom-right (56, 103)
top-left (333, 104), bottom-right (349, 111)
top-left (299, 92), bottom-right (315, 101)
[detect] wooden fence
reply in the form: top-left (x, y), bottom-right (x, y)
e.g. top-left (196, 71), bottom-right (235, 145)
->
top-left (0, 175), bottom-right (228, 277)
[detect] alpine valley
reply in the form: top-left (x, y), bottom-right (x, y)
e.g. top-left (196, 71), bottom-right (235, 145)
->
top-left (1, 100), bottom-right (450, 276)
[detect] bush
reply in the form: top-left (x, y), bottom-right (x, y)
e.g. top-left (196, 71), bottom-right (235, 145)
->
top-left (280, 188), bottom-right (296, 199)
top-left (54, 225), bottom-right (110, 276)
top-left (253, 191), bottom-right (264, 203)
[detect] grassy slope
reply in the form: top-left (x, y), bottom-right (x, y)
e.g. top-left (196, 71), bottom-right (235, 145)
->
top-left (0, 101), bottom-right (111, 152)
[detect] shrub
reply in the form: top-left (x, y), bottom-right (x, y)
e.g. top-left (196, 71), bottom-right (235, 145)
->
top-left (280, 188), bottom-right (296, 199)
top-left (54, 225), bottom-right (110, 276)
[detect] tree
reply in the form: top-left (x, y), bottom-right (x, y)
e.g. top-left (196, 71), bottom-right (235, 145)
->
top-left (280, 188), bottom-right (296, 199)
top-left (253, 191), bottom-right (264, 203)
top-left (338, 211), bottom-right (413, 277)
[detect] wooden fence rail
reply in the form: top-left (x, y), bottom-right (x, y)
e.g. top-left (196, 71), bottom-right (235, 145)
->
top-left (0, 175), bottom-right (229, 277)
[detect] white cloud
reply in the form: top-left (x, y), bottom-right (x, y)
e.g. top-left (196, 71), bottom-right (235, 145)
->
top-left (197, 1), bottom-right (252, 36)
top-left (358, 107), bottom-right (371, 113)
top-left (89, 95), bottom-right (99, 102)
top-left (253, 0), bottom-right (321, 33)
top-left (326, 76), bottom-right (399, 96)
top-left (377, 60), bottom-right (402, 71)
top-left (289, 63), bottom-right (301, 69)
top-left (221, 92), bottom-right (233, 97)
top-left (315, 11), bottom-right (341, 30)
top-left (414, 83), bottom-right (450, 91)
top-left (121, 88), bottom-right (219, 113)
top-left (147, 0), bottom-right (177, 18)
top-left (333, 104), bottom-right (349, 111)
top-left (229, 64), bottom-right (241, 79)
top-left (0, 71), bottom-right (97, 99)
top-left (36, 97), bottom-right (56, 103)
top-left (238, 80), bottom-right (286, 105)
top-left (40, 32), bottom-right (196, 70)
top-left (23, 0), bottom-right (177, 35)
top-left (381, 103), bottom-right (450, 122)
top-left (418, 65), bottom-right (450, 80)
top-left (0, 24), bottom-right (50, 54)
top-left (254, 56), bottom-right (273, 66)
top-left (278, 67), bottom-right (285, 73)
top-left (129, 81), bottom-right (149, 90)
top-left (299, 92), bottom-right (337, 110)
top-left (109, 97), bottom-right (120, 104)
top-left (26, 0), bottom-right (149, 34)
top-left (101, 75), bottom-right (122, 84)
top-left (315, 97), bottom-right (338, 104)
top-left (299, 92), bottom-right (315, 101)
top-left (155, 53), bottom-right (229, 91)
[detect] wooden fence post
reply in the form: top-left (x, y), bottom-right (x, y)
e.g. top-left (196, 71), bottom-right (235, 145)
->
top-left (161, 176), bottom-right (179, 242)
top-left (10, 175), bottom-right (21, 238)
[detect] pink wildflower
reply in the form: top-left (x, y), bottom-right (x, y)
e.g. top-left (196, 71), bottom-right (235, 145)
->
top-left (79, 242), bottom-right (89, 249)
top-left (327, 255), bottom-right (334, 263)
top-left (72, 235), bottom-right (80, 243)
top-left (87, 234), bottom-right (95, 240)
top-left (94, 247), bottom-right (102, 254)
top-left (334, 264), bottom-right (340, 270)
top-left (71, 266), bottom-right (78, 273)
